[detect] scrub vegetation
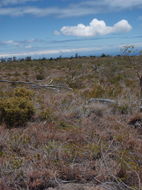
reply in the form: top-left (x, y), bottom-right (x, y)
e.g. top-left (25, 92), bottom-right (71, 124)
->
top-left (0, 53), bottom-right (142, 190)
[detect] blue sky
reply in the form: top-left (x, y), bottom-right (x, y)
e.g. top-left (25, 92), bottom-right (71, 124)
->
top-left (0, 0), bottom-right (142, 58)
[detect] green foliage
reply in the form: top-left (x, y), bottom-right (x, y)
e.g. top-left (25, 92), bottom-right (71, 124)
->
top-left (86, 143), bottom-right (101, 159)
top-left (39, 108), bottom-right (54, 122)
top-left (36, 73), bottom-right (45, 80)
top-left (11, 157), bottom-right (23, 169)
top-left (113, 104), bottom-right (129, 114)
top-left (0, 87), bottom-right (34, 127)
top-left (84, 83), bottom-right (105, 98)
top-left (59, 121), bottom-right (76, 130)
top-left (67, 80), bottom-right (83, 89)
top-left (13, 87), bottom-right (34, 99)
top-left (35, 68), bottom-right (45, 80)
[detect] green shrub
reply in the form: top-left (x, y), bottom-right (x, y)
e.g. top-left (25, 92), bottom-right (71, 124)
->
top-left (112, 104), bottom-right (129, 114)
top-left (0, 88), bottom-right (34, 127)
top-left (36, 73), bottom-right (45, 80)
top-left (84, 83), bottom-right (105, 98)
top-left (13, 87), bottom-right (34, 99)
top-left (67, 80), bottom-right (83, 89)
top-left (39, 108), bottom-right (54, 122)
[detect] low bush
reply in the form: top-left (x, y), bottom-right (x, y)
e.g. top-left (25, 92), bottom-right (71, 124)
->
top-left (13, 87), bottom-right (34, 99)
top-left (0, 87), bottom-right (34, 127)
top-left (39, 108), bottom-right (54, 122)
top-left (112, 104), bottom-right (129, 114)
top-left (36, 73), bottom-right (45, 80)
top-left (84, 83), bottom-right (105, 98)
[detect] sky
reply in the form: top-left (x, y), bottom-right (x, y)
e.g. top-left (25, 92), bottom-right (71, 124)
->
top-left (0, 0), bottom-right (142, 58)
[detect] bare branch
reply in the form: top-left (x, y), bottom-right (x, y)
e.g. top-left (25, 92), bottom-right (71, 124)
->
top-left (0, 79), bottom-right (73, 91)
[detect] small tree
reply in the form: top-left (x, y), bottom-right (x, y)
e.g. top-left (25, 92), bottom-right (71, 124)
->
top-left (121, 45), bottom-right (142, 106)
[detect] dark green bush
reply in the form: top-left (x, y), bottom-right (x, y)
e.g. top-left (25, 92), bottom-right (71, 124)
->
top-left (36, 73), bottom-right (45, 80)
top-left (0, 88), bottom-right (34, 127)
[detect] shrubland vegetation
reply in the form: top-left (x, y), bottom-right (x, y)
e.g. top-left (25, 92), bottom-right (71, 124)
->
top-left (0, 52), bottom-right (142, 190)
top-left (0, 87), bottom-right (34, 127)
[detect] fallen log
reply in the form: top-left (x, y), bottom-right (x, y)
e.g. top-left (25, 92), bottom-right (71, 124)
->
top-left (0, 80), bottom-right (72, 91)
top-left (0, 80), bottom-right (33, 84)
top-left (88, 98), bottom-right (117, 104)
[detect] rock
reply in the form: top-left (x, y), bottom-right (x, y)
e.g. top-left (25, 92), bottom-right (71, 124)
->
top-left (45, 182), bottom-right (121, 190)
top-left (88, 98), bottom-right (117, 105)
top-left (57, 183), bottom-right (84, 190)
top-left (95, 183), bottom-right (120, 190)
top-left (128, 113), bottom-right (142, 128)
top-left (140, 106), bottom-right (142, 112)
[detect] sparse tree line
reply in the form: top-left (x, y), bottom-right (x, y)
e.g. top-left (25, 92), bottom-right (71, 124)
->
top-left (0, 56), bottom-right (32, 62)
top-left (0, 53), bottom-right (112, 63)
top-left (0, 49), bottom-right (141, 63)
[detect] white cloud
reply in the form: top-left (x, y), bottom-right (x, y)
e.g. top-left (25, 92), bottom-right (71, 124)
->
top-left (59, 19), bottom-right (132, 37)
top-left (0, 0), bottom-right (142, 17)
top-left (0, 7), bottom-right (61, 16)
top-left (0, 47), bottom-right (100, 57)
top-left (105, 0), bottom-right (142, 9)
top-left (1, 40), bottom-right (20, 46)
top-left (77, 0), bottom-right (142, 11)
top-left (25, 45), bottom-right (33, 49)
top-left (0, 0), bottom-right (39, 6)
top-left (0, 39), bottom-right (39, 48)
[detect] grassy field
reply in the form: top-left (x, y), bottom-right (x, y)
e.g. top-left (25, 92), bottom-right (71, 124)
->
top-left (0, 55), bottom-right (142, 190)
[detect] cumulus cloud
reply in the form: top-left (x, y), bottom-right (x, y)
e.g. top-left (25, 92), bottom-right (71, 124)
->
top-left (59, 19), bottom-right (132, 37)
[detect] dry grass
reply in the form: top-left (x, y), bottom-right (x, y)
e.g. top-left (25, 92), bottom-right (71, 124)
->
top-left (0, 55), bottom-right (142, 190)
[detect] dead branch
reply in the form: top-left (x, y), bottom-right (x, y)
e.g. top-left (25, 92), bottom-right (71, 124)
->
top-left (136, 72), bottom-right (142, 105)
top-left (88, 98), bottom-right (117, 104)
top-left (0, 79), bottom-right (72, 91)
